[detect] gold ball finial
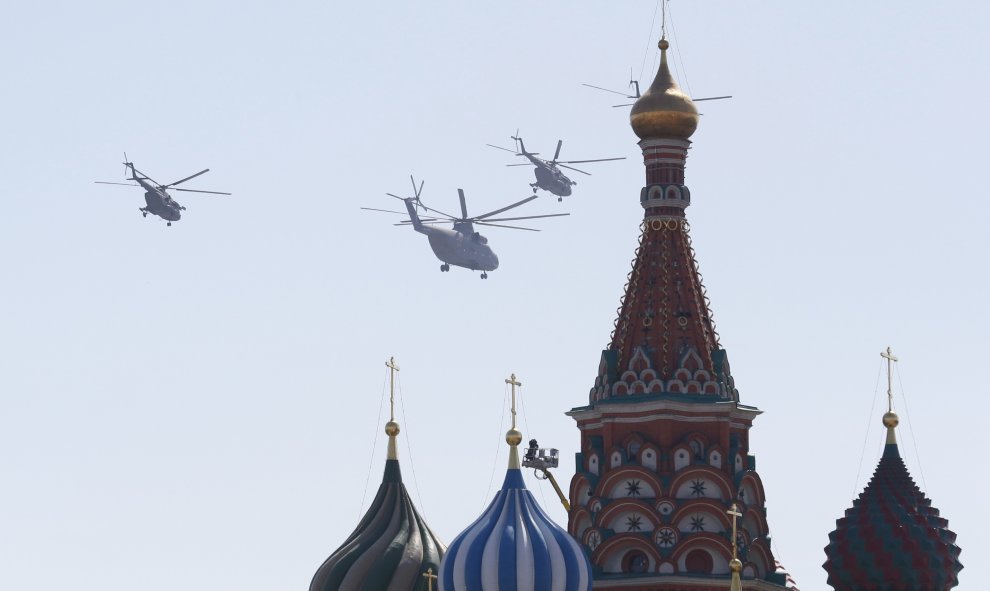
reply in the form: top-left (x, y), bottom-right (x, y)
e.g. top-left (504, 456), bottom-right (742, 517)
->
top-left (659, 38), bottom-right (669, 50)
top-left (730, 558), bottom-right (743, 572)
top-left (882, 411), bottom-right (899, 429)
top-left (506, 428), bottom-right (523, 446)
top-left (385, 420), bottom-right (400, 437)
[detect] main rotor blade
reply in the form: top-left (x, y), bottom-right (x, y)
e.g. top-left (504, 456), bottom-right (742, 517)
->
top-left (474, 195), bottom-right (538, 220)
top-left (557, 157), bottom-right (625, 164)
top-left (418, 203), bottom-right (459, 220)
top-left (457, 189), bottom-right (468, 219)
top-left (95, 181), bottom-right (140, 187)
top-left (553, 140), bottom-right (563, 162)
top-left (486, 143), bottom-right (518, 154)
top-left (394, 220), bottom-right (449, 226)
top-left (611, 103), bottom-right (634, 108)
top-left (558, 164), bottom-right (592, 176)
top-left (478, 212), bottom-right (570, 222)
top-left (693, 95), bottom-right (732, 102)
top-left (361, 207), bottom-right (407, 214)
top-left (474, 221), bottom-right (540, 232)
top-left (170, 188), bottom-right (231, 195)
top-left (506, 163), bottom-right (532, 167)
top-left (581, 83), bottom-right (631, 97)
top-left (165, 168), bottom-right (209, 188)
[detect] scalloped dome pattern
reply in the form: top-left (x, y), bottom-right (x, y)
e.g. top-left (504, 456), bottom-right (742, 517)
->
top-left (823, 444), bottom-right (962, 591)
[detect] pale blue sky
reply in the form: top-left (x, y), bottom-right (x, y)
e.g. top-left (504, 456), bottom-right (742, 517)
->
top-left (1, 2), bottom-right (987, 589)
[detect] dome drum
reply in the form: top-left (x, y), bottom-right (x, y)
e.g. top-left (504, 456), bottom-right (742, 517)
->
top-left (641, 183), bottom-right (691, 211)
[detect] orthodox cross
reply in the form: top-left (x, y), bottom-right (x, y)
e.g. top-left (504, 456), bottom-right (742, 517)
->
top-left (505, 373), bottom-right (522, 430)
top-left (422, 567), bottom-right (438, 591)
top-left (727, 503), bottom-right (742, 559)
top-left (881, 347), bottom-right (898, 413)
top-left (386, 356), bottom-right (400, 422)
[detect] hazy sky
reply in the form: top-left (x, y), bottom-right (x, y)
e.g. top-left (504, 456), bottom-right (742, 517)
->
top-left (2, 2), bottom-right (987, 590)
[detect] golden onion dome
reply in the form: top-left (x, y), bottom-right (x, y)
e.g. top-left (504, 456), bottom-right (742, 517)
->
top-left (630, 38), bottom-right (699, 140)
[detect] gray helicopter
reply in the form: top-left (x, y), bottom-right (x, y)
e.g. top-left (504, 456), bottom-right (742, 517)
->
top-left (487, 134), bottom-right (625, 201)
top-left (95, 155), bottom-right (230, 226)
top-left (583, 74), bottom-right (732, 108)
top-left (362, 177), bottom-right (568, 279)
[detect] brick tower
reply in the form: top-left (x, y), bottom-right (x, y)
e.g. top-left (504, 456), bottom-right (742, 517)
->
top-left (566, 38), bottom-right (796, 591)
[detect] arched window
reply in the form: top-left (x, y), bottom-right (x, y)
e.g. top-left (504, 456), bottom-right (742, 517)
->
top-left (685, 549), bottom-right (713, 574)
top-left (623, 550), bottom-right (650, 574)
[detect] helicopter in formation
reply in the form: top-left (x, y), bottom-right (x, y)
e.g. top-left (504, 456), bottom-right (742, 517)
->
top-left (362, 176), bottom-right (568, 278)
top-left (583, 72), bottom-right (732, 108)
top-left (487, 134), bottom-right (625, 201)
top-left (95, 155), bottom-right (230, 226)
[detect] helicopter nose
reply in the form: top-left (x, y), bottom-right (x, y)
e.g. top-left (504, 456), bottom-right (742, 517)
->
top-left (491, 254), bottom-right (499, 270)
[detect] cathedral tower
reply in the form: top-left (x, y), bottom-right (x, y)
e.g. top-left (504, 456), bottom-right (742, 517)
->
top-left (566, 39), bottom-right (795, 590)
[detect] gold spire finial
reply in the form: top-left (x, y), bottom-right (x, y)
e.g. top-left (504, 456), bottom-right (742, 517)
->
top-left (727, 503), bottom-right (743, 591)
top-left (630, 3), bottom-right (699, 140)
top-left (385, 356), bottom-right (401, 459)
top-left (422, 567), bottom-right (438, 591)
top-left (505, 373), bottom-right (523, 468)
top-left (880, 347), bottom-right (900, 444)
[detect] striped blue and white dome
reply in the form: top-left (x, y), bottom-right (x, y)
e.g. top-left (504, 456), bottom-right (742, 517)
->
top-left (439, 467), bottom-right (592, 591)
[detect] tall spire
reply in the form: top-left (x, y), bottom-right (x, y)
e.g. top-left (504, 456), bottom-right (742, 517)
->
top-left (505, 372), bottom-right (523, 469)
top-left (569, 28), bottom-right (788, 590)
top-left (728, 504), bottom-right (743, 591)
top-left (589, 34), bottom-right (733, 402)
top-left (385, 356), bottom-right (401, 459)
top-left (880, 346), bottom-right (899, 445)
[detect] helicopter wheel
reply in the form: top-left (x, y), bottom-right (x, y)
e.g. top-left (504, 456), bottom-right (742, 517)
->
top-left (167, 222), bottom-right (172, 227)
top-left (481, 272), bottom-right (488, 279)
top-left (440, 263), bottom-right (449, 272)
top-left (142, 212), bottom-right (147, 217)
top-left (558, 197), bottom-right (563, 202)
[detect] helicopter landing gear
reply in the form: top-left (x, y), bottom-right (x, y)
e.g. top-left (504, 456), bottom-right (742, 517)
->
top-left (140, 208), bottom-right (147, 217)
top-left (167, 221), bottom-right (172, 227)
top-left (558, 197), bottom-right (563, 202)
top-left (440, 263), bottom-right (450, 272)
top-left (480, 272), bottom-right (488, 279)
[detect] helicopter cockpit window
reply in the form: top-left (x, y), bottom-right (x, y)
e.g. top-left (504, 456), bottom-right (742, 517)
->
top-left (472, 233), bottom-right (488, 245)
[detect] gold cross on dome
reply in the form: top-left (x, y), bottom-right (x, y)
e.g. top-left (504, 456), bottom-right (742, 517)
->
top-left (727, 503), bottom-right (742, 559)
top-left (505, 373), bottom-right (522, 430)
top-left (881, 347), bottom-right (898, 413)
top-left (422, 567), bottom-right (438, 591)
top-left (386, 356), bottom-right (400, 422)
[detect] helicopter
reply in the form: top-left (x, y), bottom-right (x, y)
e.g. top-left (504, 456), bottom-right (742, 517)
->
top-left (583, 72), bottom-right (732, 108)
top-left (95, 155), bottom-right (230, 226)
top-left (362, 176), bottom-right (568, 279)
top-left (487, 134), bottom-right (625, 201)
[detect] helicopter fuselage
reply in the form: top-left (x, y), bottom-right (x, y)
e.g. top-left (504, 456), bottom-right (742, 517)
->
top-left (141, 187), bottom-right (183, 222)
top-left (419, 225), bottom-right (499, 272)
top-left (532, 161), bottom-right (574, 197)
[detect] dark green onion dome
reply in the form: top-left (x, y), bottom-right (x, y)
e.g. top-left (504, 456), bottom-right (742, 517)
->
top-left (310, 459), bottom-right (446, 591)
top-left (823, 441), bottom-right (962, 590)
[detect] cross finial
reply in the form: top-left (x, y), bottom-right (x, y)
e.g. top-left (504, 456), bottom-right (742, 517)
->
top-left (505, 373), bottom-right (522, 430)
top-left (881, 346), bottom-right (898, 413)
top-left (422, 567), bottom-right (438, 591)
top-left (386, 357), bottom-right (400, 422)
top-left (727, 503), bottom-right (742, 560)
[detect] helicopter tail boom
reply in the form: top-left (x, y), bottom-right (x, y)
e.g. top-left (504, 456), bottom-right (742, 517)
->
top-left (401, 197), bottom-right (425, 232)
